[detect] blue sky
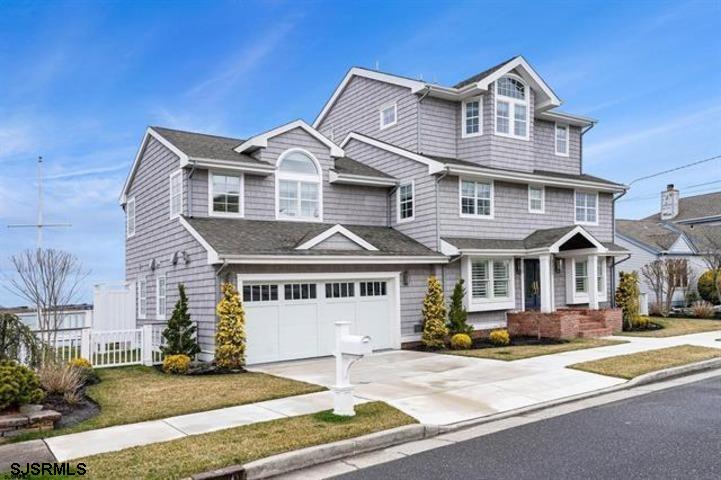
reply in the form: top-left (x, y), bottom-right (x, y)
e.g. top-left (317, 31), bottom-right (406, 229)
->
top-left (1, 0), bottom-right (720, 306)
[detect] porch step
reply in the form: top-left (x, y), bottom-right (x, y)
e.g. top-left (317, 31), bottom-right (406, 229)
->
top-left (579, 320), bottom-right (605, 330)
top-left (577, 327), bottom-right (613, 338)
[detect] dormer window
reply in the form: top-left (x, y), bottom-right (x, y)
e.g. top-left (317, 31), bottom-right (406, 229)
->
top-left (277, 149), bottom-right (322, 221)
top-left (495, 75), bottom-right (529, 140)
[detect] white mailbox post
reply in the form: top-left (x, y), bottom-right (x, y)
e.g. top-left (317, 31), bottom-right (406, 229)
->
top-left (333, 321), bottom-right (372, 416)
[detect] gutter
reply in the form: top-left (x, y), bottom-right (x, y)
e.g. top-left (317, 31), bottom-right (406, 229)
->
top-left (610, 186), bottom-right (628, 308)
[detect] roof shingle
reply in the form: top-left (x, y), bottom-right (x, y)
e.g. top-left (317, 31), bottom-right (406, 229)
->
top-left (151, 126), bottom-right (269, 165)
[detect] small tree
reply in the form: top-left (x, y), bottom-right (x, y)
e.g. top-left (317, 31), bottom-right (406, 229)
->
top-left (641, 260), bottom-right (665, 314)
top-left (215, 282), bottom-right (246, 369)
top-left (0, 313), bottom-right (40, 366)
top-left (698, 270), bottom-right (721, 304)
top-left (616, 271), bottom-right (642, 330)
top-left (161, 284), bottom-right (200, 358)
top-left (421, 276), bottom-right (448, 349)
top-left (694, 228), bottom-right (721, 304)
top-left (447, 279), bottom-right (472, 335)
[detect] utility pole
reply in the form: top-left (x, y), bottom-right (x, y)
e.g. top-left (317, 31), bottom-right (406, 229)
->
top-left (7, 156), bottom-right (71, 248)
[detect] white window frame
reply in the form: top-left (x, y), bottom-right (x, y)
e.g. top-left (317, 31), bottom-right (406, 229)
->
top-left (275, 148), bottom-right (323, 222)
top-left (566, 256), bottom-right (607, 304)
top-left (555, 123), bottom-right (569, 157)
top-left (126, 197), bottom-right (136, 238)
top-left (156, 274), bottom-right (167, 320)
top-left (494, 74), bottom-right (530, 141)
top-left (459, 177), bottom-right (494, 219)
top-left (379, 102), bottom-right (397, 130)
top-left (574, 190), bottom-right (599, 226)
top-left (169, 170), bottom-right (183, 219)
top-left (208, 171), bottom-right (244, 218)
top-left (461, 96), bottom-right (482, 138)
top-left (597, 256), bottom-right (607, 302)
top-left (528, 184), bottom-right (545, 214)
top-left (137, 277), bottom-right (147, 319)
top-left (397, 180), bottom-right (415, 224)
top-left (461, 256), bottom-right (515, 312)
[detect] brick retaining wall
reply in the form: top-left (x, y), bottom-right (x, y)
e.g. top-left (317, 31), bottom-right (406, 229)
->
top-left (507, 309), bottom-right (622, 340)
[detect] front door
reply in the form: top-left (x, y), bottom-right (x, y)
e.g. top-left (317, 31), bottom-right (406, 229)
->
top-left (524, 259), bottom-right (541, 311)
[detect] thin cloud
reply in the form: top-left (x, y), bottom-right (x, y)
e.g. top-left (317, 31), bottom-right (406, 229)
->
top-left (44, 164), bottom-right (130, 180)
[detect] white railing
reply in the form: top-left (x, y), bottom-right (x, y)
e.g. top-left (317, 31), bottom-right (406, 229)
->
top-left (89, 328), bottom-right (144, 368)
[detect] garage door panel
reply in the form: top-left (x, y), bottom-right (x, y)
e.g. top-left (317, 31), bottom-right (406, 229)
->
top-left (245, 305), bottom-right (280, 364)
top-left (356, 299), bottom-right (392, 349)
top-left (319, 301), bottom-right (359, 356)
top-left (277, 303), bottom-right (319, 360)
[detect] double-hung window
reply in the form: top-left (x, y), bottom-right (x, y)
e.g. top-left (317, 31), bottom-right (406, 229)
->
top-left (574, 260), bottom-right (588, 294)
top-left (398, 181), bottom-right (414, 222)
top-left (555, 124), bottom-right (569, 156)
top-left (169, 171), bottom-right (182, 218)
top-left (575, 191), bottom-right (598, 225)
top-left (495, 76), bottom-right (529, 140)
top-left (126, 197), bottom-right (136, 238)
top-left (460, 179), bottom-right (493, 217)
top-left (597, 257), bottom-right (606, 297)
top-left (528, 185), bottom-right (544, 213)
top-left (467, 258), bottom-right (514, 311)
top-left (379, 102), bottom-right (397, 129)
top-left (156, 275), bottom-right (167, 320)
top-left (137, 278), bottom-right (147, 319)
top-left (210, 173), bottom-right (243, 216)
top-left (277, 150), bottom-right (322, 221)
top-left (462, 97), bottom-right (482, 137)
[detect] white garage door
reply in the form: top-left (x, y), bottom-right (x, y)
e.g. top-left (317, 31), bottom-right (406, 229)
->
top-left (240, 276), bottom-right (397, 364)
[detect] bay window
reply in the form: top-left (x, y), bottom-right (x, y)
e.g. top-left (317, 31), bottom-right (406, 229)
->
top-left (460, 178), bottom-right (493, 217)
top-left (495, 76), bottom-right (529, 140)
top-left (277, 149), bottom-right (322, 221)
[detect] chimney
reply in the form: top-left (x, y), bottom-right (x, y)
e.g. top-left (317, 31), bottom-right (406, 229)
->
top-left (660, 184), bottom-right (679, 220)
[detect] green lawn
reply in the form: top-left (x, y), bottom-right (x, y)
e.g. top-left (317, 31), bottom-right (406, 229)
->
top-left (618, 317), bottom-right (721, 338)
top-left (443, 338), bottom-right (627, 361)
top-left (13, 365), bottom-right (324, 441)
top-left (75, 402), bottom-right (414, 479)
top-left (568, 345), bottom-right (721, 379)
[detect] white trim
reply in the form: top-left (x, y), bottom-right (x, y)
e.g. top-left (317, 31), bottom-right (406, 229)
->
top-left (459, 177), bottom-right (494, 219)
top-left (184, 157), bottom-right (274, 175)
top-left (340, 132), bottom-right (446, 174)
top-left (528, 184), bottom-right (545, 214)
top-left (440, 239), bottom-right (460, 256)
top-left (461, 96), bottom-right (482, 138)
top-left (461, 256), bottom-right (516, 312)
top-left (548, 225), bottom-right (607, 253)
top-left (179, 216), bottom-right (220, 264)
top-left (537, 110), bottom-right (595, 127)
top-left (574, 190), bottom-right (599, 226)
top-left (126, 197), bottom-right (136, 238)
top-left (169, 170), bottom-right (183, 219)
top-left (397, 180), bottom-right (415, 224)
top-left (476, 56), bottom-right (561, 109)
top-left (295, 224), bottom-right (378, 251)
top-left (155, 274), bottom-right (167, 320)
top-left (379, 102), bottom-right (398, 130)
top-left (208, 171), bottom-right (245, 218)
top-left (234, 119), bottom-right (344, 157)
top-left (219, 255), bottom-right (448, 265)
top-left (554, 123), bottom-right (570, 157)
top-left (493, 75), bottom-right (530, 141)
top-left (313, 67), bottom-right (426, 128)
top-left (328, 170), bottom-right (398, 187)
top-left (275, 148), bottom-right (324, 223)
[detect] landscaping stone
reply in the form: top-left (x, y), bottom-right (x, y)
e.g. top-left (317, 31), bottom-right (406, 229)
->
top-left (0, 409), bottom-right (61, 443)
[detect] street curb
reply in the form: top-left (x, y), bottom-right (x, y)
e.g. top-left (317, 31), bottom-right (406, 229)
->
top-left (190, 358), bottom-right (721, 479)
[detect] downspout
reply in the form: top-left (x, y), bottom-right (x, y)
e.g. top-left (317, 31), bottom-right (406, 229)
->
top-left (386, 185), bottom-right (398, 227)
top-left (187, 160), bottom-right (198, 218)
top-left (610, 188), bottom-right (628, 307)
top-left (416, 86), bottom-right (431, 154)
top-left (435, 168), bottom-right (449, 290)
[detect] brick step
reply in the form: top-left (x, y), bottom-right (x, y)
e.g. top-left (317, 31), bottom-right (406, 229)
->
top-left (577, 327), bottom-right (613, 338)
top-left (579, 320), bottom-right (606, 330)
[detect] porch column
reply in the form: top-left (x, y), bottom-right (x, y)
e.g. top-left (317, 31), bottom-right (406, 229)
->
top-left (588, 254), bottom-right (599, 310)
top-left (539, 254), bottom-right (553, 313)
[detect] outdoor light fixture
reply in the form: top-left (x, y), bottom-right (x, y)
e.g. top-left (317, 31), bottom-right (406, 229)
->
top-left (402, 270), bottom-right (410, 286)
top-left (148, 259), bottom-right (157, 271)
top-left (515, 258), bottom-right (522, 274)
top-left (555, 258), bottom-right (564, 274)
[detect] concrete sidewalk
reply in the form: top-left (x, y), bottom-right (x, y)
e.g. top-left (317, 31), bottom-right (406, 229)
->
top-left (44, 390), bottom-right (366, 461)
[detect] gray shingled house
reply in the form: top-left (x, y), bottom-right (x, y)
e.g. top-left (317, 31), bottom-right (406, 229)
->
top-left (121, 56), bottom-right (628, 364)
top-left (616, 185), bottom-right (721, 306)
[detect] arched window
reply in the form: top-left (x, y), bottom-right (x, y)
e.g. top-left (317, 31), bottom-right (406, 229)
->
top-left (276, 149), bottom-right (322, 221)
top-left (495, 75), bottom-right (529, 139)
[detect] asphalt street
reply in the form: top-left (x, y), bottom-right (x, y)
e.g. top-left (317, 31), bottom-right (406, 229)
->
top-left (334, 376), bottom-right (721, 480)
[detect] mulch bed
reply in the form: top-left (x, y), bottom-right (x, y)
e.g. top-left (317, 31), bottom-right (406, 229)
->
top-left (153, 361), bottom-right (246, 376)
top-left (411, 335), bottom-right (570, 352)
top-left (42, 391), bottom-right (100, 429)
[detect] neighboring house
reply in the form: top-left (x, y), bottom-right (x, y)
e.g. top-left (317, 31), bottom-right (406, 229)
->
top-left (0, 304), bottom-right (93, 330)
top-left (121, 55), bottom-right (628, 364)
top-left (615, 185), bottom-right (721, 305)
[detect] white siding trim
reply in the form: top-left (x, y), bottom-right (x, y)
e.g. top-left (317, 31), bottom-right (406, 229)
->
top-left (339, 132), bottom-right (446, 174)
top-left (295, 224), bottom-right (378, 251)
top-left (178, 216), bottom-right (221, 264)
top-left (234, 119), bottom-right (344, 157)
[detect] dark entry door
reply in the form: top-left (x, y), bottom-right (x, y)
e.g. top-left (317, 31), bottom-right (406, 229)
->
top-left (524, 259), bottom-right (541, 310)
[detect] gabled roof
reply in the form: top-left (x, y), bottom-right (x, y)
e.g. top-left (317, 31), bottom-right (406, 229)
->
top-left (643, 191), bottom-right (721, 224)
top-left (234, 119), bottom-right (344, 157)
top-left (295, 224), bottom-right (378, 251)
top-left (329, 156), bottom-right (397, 187)
top-left (615, 219), bottom-right (691, 253)
top-left (181, 216), bottom-right (447, 265)
top-left (120, 127), bottom-right (274, 205)
top-left (332, 156), bottom-right (394, 179)
top-left (453, 57), bottom-right (518, 88)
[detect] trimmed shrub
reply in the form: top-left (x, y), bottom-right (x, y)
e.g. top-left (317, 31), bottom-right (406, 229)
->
top-left (450, 333), bottom-right (472, 350)
top-left (38, 362), bottom-right (82, 398)
top-left (631, 316), bottom-right (651, 329)
top-left (162, 354), bottom-right (191, 374)
top-left (447, 279), bottom-right (473, 336)
top-left (68, 358), bottom-right (99, 386)
top-left (68, 358), bottom-right (92, 369)
top-left (215, 282), bottom-right (247, 369)
top-left (421, 276), bottom-right (449, 349)
top-left (161, 284), bottom-right (201, 358)
top-left (616, 271), bottom-right (642, 330)
top-left (691, 300), bottom-right (715, 319)
top-left (698, 270), bottom-right (720, 305)
top-left (489, 329), bottom-right (510, 346)
top-left (0, 361), bottom-right (44, 411)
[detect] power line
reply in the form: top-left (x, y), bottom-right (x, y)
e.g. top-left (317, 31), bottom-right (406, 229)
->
top-left (628, 154), bottom-right (721, 185)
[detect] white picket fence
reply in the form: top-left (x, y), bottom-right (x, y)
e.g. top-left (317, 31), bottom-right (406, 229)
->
top-left (25, 324), bottom-right (167, 369)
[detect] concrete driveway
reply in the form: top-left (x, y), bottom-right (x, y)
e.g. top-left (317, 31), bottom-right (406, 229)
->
top-left (253, 331), bottom-right (721, 425)
top-left (252, 349), bottom-right (623, 425)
